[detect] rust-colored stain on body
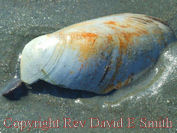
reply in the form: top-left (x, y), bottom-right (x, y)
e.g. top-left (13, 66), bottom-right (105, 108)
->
top-left (104, 82), bottom-right (123, 94)
top-left (103, 82), bottom-right (122, 94)
top-left (104, 21), bottom-right (117, 25)
top-left (57, 32), bottom-right (99, 61)
top-left (57, 16), bottom-right (152, 62)
top-left (77, 32), bottom-right (98, 61)
top-left (104, 21), bottom-right (131, 28)
top-left (117, 30), bottom-right (148, 54)
top-left (107, 35), bottom-right (113, 43)
top-left (56, 31), bottom-right (99, 61)
top-left (79, 63), bottom-right (84, 71)
top-left (80, 32), bottom-right (98, 38)
top-left (103, 74), bottom-right (133, 93)
top-left (112, 56), bottom-right (122, 82)
top-left (104, 19), bottom-right (149, 54)
top-left (101, 17), bottom-right (160, 93)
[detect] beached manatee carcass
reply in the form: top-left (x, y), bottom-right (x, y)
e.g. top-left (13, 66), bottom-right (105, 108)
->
top-left (3, 13), bottom-right (176, 95)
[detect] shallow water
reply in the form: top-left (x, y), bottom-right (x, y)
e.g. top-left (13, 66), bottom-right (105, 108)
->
top-left (0, 0), bottom-right (176, 132)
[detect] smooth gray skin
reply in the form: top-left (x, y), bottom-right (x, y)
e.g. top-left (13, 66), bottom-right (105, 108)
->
top-left (0, 0), bottom-right (176, 133)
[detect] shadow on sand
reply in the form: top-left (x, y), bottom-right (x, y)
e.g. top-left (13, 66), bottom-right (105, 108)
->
top-left (3, 80), bottom-right (114, 100)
